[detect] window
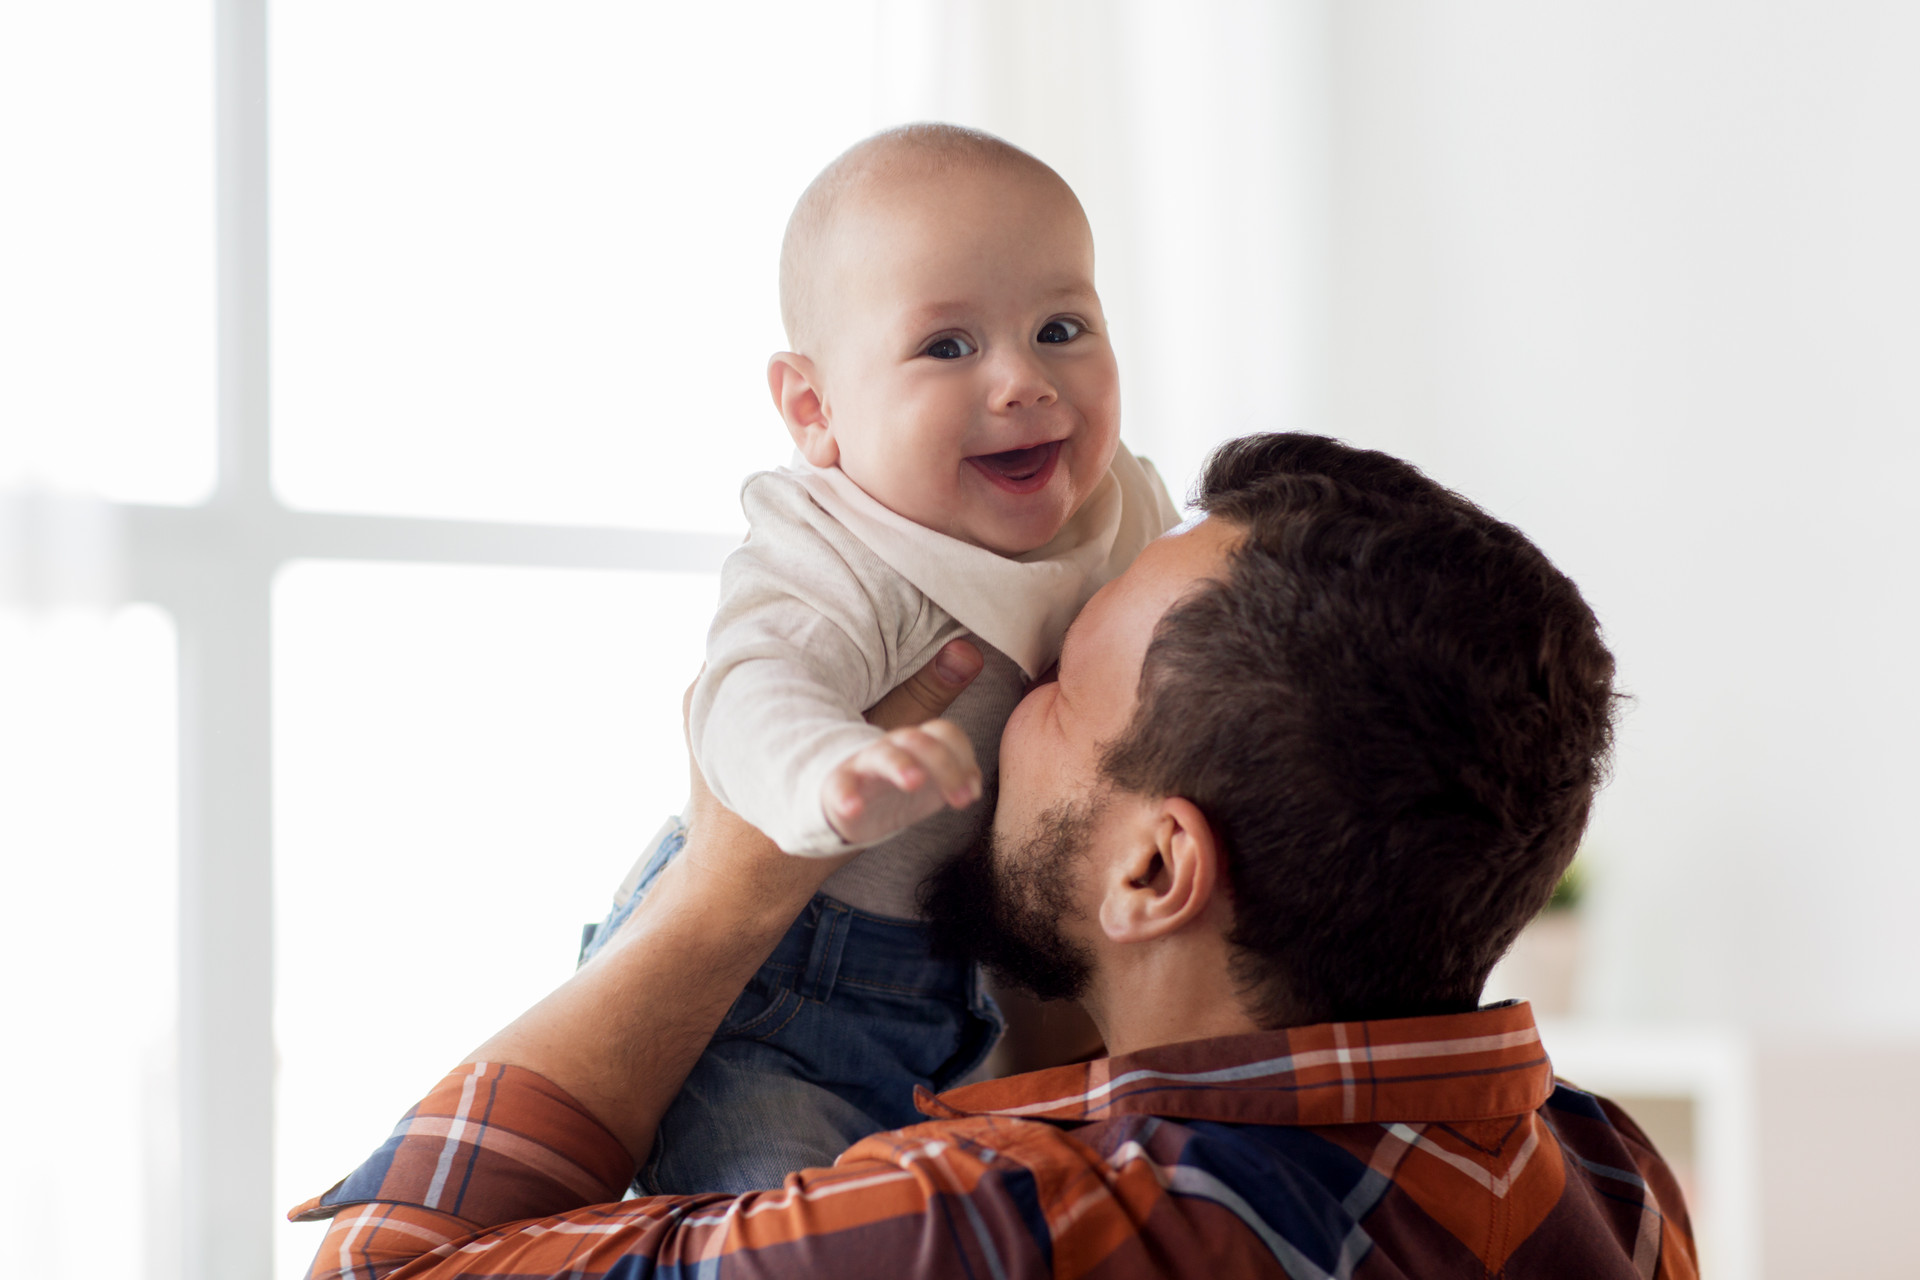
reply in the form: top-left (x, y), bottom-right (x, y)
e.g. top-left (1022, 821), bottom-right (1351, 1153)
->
top-left (0, 2), bottom-right (216, 504)
top-left (4, 4), bottom-right (885, 1276)
top-left (0, 608), bottom-right (180, 1278)
top-left (272, 563), bottom-right (715, 1273)
top-left (3, 6), bottom-right (1315, 1277)
top-left (270, 1), bottom-right (878, 531)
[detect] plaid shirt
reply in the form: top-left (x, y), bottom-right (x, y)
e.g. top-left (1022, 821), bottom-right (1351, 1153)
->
top-left (291, 1001), bottom-right (1696, 1279)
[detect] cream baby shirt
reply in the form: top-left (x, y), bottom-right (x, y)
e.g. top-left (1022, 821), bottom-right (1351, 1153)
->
top-left (688, 445), bottom-right (1179, 918)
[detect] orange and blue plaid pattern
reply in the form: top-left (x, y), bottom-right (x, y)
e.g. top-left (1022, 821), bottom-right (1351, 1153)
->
top-left (290, 1001), bottom-right (1697, 1279)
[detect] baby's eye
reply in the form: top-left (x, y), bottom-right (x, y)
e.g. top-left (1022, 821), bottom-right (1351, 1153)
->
top-left (923, 334), bottom-right (976, 360)
top-left (1037, 318), bottom-right (1084, 344)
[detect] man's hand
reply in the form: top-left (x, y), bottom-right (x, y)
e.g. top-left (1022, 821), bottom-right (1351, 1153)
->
top-left (822, 720), bottom-right (983, 846)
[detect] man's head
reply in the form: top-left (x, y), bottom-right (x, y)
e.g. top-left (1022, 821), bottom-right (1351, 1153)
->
top-left (767, 124), bottom-right (1121, 556)
top-left (925, 434), bottom-right (1618, 1038)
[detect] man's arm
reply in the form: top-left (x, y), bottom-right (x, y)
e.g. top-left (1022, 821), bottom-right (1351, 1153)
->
top-left (460, 638), bottom-right (987, 1161)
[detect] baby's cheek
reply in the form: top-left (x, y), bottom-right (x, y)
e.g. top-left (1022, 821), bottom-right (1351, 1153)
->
top-left (1072, 395), bottom-right (1121, 467)
top-left (1071, 435), bottom-right (1120, 499)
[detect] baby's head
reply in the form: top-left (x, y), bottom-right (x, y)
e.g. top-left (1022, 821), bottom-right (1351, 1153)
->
top-left (770, 125), bottom-right (1120, 557)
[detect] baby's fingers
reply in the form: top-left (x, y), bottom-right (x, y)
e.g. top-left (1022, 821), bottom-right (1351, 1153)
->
top-left (822, 743), bottom-right (921, 830)
top-left (862, 738), bottom-right (934, 795)
top-left (887, 721), bottom-right (982, 808)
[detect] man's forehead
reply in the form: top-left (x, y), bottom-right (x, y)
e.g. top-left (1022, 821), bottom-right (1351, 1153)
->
top-left (1063, 516), bottom-right (1240, 702)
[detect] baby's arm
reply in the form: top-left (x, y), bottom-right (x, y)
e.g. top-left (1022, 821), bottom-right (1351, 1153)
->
top-left (690, 479), bottom-right (980, 856)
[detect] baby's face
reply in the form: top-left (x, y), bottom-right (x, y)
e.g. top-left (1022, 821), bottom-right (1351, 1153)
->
top-left (800, 168), bottom-right (1121, 556)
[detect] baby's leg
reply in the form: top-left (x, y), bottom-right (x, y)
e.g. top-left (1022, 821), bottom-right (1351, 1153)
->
top-left (640, 1039), bottom-right (879, 1194)
top-left (578, 816), bottom-right (685, 966)
top-left (641, 896), bottom-right (1002, 1194)
top-left (583, 835), bottom-right (1001, 1195)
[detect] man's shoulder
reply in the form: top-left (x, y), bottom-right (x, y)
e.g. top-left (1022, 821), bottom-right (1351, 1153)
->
top-left (839, 1109), bottom-right (1111, 1179)
top-left (872, 1075), bottom-right (1699, 1280)
top-left (1544, 1079), bottom-right (1699, 1246)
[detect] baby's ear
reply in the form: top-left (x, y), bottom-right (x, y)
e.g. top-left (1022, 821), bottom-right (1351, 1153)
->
top-left (767, 353), bottom-right (837, 468)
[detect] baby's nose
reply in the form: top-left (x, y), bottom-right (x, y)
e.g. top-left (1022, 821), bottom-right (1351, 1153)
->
top-left (991, 353), bottom-right (1059, 411)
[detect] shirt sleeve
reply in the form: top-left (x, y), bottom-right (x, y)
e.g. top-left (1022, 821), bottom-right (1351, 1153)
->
top-left (287, 1062), bottom-right (1083, 1280)
top-left (689, 475), bottom-right (964, 856)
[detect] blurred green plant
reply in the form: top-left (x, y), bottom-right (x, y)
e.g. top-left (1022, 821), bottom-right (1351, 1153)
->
top-left (1545, 858), bottom-right (1585, 912)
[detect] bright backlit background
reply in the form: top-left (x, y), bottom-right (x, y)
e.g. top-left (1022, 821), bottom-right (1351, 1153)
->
top-left (3, 4), bottom-right (1915, 1279)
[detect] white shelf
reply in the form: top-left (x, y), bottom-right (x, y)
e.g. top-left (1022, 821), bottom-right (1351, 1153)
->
top-left (1536, 1018), bottom-right (1759, 1280)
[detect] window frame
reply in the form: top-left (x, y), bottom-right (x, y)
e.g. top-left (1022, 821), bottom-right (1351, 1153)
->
top-left (127, 6), bottom-right (729, 1275)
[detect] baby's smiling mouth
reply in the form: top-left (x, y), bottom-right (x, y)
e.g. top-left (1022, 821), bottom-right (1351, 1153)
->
top-left (967, 440), bottom-right (1062, 495)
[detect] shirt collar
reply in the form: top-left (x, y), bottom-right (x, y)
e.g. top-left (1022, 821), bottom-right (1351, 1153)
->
top-left (916, 1001), bottom-right (1552, 1128)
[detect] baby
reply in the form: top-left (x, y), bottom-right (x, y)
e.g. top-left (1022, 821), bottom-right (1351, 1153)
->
top-left (583, 123), bottom-right (1177, 1195)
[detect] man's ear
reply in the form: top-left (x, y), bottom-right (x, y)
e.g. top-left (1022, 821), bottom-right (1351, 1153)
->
top-left (768, 352), bottom-right (836, 467)
top-left (1097, 797), bottom-right (1223, 945)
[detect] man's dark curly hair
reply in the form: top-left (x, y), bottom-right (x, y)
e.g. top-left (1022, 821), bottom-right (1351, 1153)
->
top-left (1101, 434), bottom-right (1618, 1025)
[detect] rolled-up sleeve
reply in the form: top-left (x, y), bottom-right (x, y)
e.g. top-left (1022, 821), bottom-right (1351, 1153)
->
top-left (288, 1062), bottom-right (1083, 1280)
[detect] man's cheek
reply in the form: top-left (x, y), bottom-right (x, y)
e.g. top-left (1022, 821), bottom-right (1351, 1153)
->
top-left (989, 750), bottom-right (1051, 854)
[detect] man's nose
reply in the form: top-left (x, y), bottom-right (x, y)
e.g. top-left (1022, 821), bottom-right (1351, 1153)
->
top-left (988, 346), bottom-right (1059, 414)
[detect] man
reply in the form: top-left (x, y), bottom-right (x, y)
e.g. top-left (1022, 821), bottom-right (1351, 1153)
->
top-left (291, 434), bottom-right (1696, 1279)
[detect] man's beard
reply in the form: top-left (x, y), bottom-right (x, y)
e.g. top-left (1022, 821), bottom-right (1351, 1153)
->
top-left (921, 796), bottom-right (1097, 1003)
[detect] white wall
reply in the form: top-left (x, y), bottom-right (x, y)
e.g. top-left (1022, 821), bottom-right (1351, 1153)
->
top-left (1324, 10), bottom-right (1920, 1272)
top-left (885, 0), bottom-right (1920, 1039)
top-left (1324, 0), bottom-right (1920, 1037)
top-left (933, 11), bottom-right (1919, 1268)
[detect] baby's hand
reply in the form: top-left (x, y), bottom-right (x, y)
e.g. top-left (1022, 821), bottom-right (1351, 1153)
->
top-left (823, 719), bottom-right (983, 847)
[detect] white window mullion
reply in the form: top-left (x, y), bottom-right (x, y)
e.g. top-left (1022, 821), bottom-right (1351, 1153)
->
top-left (215, 0), bottom-right (271, 510)
top-left (179, 2), bottom-right (274, 1277)
top-left (277, 511), bottom-right (735, 574)
top-left (174, 567), bottom-right (275, 1280)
